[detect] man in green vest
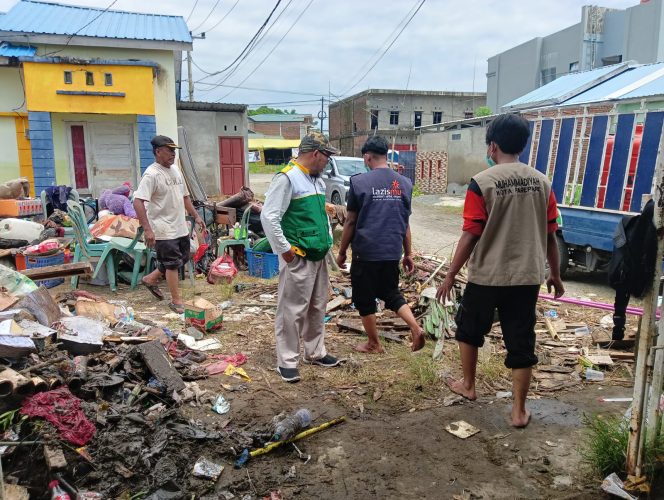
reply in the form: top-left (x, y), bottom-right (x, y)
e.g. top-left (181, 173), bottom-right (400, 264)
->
top-left (261, 131), bottom-right (342, 383)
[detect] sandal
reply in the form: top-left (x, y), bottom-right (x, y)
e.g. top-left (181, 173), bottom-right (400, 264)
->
top-left (169, 302), bottom-right (185, 314)
top-left (141, 278), bottom-right (164, 301)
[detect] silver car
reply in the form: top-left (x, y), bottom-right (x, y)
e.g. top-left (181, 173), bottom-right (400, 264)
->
top-left (322, 156), bottom-right (369, 205)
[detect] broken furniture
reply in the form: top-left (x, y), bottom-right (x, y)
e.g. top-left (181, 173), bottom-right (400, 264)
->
top-left (217, 207), bottom-right (251, 258)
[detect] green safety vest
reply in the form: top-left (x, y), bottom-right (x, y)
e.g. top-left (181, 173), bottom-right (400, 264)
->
top-left (279, 161), bottom-right (332, 261)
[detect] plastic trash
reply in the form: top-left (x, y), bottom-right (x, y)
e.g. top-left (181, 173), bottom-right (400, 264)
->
top-left (601, 473), bottom-right (637, 500)
top-left (585, 368), bottom-right (605, 381)
top-left (496, 391), bottom-right (513, 398)
top-left (192, 456), bottom-right (224, 481)
top-left (211, 395), bottom-right (231, 414)
top-left (0, 264), bottom-right (37, 296)
top-left (49, 480), bottom-right (71, 500)
top-left (0, 218), bottom-right (43, 242)
top-left (272, 408), bottom-right (312, 441)
top-left (544, 309), bottom-right (558, 319)
top-left (574, 326), bottom-right (590, 336)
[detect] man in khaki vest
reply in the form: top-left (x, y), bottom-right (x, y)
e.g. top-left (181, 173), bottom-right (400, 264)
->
top-left (437, 114), bottom-right (564, 428)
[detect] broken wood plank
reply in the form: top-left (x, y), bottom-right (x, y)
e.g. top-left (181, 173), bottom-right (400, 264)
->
top-left (21, 262), bottom-right (92, 281)
top-left (44, 445), bottom-right (67, 471)
top-left (135, 339), bottom-right (185, 393)
top-left (537, 365), bottom-right (575, 374)
top-left (543, 316), bottom-right (560, 341)
top-left (326, 296), bottom-right (349, 313)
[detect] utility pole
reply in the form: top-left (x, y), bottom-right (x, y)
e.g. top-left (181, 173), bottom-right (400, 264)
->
top-left (187, 32), bottom-right (206, 102)
top-left (317, 96), bottom-right (327, 134)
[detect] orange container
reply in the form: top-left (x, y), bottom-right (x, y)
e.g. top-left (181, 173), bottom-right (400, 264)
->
top-left (0, 198), bottom-right (42, 217)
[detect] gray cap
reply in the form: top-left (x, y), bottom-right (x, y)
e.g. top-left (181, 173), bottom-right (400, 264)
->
top-left (298, 131), bottom-right (340, 155)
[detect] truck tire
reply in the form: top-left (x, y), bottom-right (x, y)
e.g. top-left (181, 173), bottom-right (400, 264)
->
top-left (331, 191), bottom-right (342, 206)
top-left (556, 234), bottom-right (569, 277)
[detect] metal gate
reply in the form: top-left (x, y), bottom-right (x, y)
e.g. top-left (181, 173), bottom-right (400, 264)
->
top-left (399, 150), bottom-right (416, 184)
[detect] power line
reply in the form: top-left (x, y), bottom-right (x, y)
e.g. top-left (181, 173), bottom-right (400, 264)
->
top-left (214, 0), bottom-right (315, 102)
top-left (190, 0), bottom-right (223, 33)
top-left (198, 0), bottom-right (294, 89)
top-left (42, 0), bottom-right (119, 57)
top-left (185, 0), bottom-right (200, 23)
top-left (201, 0), bottom-right (240, 35)
top-left (339, 0), bottom-right (426, 98)
top-left (246, 99), bottom-right (322, 106)
top-left (194, 82), bottom-right (327, 97)
top-left (195, 0), bottom-right (283, 83)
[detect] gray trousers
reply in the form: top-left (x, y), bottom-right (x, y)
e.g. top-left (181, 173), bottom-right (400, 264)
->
top-left (275, 255), bottom-right (328, 368)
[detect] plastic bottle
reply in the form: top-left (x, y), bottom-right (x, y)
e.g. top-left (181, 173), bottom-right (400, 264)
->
top-left (574, 326), bottom-right (590, 336)
top-left (127, 307), bottom-right (135, 323)
top-left (585, 368), bottom-right (605, 381)
top-left (49, 480), bottom-right (71, 500)
top-left (272, 408), bottom-right (312, 441)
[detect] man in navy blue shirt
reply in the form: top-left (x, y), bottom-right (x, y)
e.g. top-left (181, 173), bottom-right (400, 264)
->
top-left (336, 136), bottom-right (425, 353)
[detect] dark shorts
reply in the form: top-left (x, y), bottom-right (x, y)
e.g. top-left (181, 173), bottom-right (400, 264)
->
top-left (155, 236), bottom-right (190, 274)
top-left (455, 282), bottom-right (539, 369)
top-left (351, 260), bottom-right (407, 317)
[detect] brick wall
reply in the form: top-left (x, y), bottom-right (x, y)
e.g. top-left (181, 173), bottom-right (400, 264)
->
top-left (250, 121), bottom-right (304, 140)
top-left (416, 151), bottom-right (448, 194)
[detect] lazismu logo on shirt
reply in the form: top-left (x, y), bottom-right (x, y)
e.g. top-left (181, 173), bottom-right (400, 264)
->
top-left (372, 180), bottom-right (402, 199)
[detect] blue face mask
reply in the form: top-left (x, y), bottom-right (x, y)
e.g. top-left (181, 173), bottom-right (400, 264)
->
top-left (486, 155), bottom-right (496, 168)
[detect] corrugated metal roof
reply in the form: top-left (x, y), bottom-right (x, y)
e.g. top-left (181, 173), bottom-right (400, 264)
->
top-left (249, 114), bottom-right (309, 122)
top-left (0, 41), bottom-right (36, 56)
top-left (177, 101), bottom-right (247, 112)
top-left (0, 0), bottom-right (191, 42)
top-left (504, 64), bottom-right (627, 110)
top-left (566, 62), bottom-right (664, 104)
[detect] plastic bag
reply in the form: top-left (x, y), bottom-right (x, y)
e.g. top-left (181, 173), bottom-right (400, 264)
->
top-left (90, 215), bottom-right (139, 239)
top-left (207, 254), bottom-right (237, 284)
top-left (24, 238), bottom-right (60, 256)
top-left (0, 264), bottom-right (38, 296)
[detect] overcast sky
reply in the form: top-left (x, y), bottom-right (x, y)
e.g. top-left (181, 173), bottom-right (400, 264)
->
top-left (0, 0), bottom-right (639, 119)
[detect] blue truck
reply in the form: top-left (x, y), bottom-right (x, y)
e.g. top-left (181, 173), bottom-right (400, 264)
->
top-left (521, 111), bottom-right (664, 276)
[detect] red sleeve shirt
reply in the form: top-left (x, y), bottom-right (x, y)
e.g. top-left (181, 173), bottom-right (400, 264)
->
top-left (547, 190), bottom-right (558, 234)
top-left (462, 179), bottom-right (559, 236)
top-left (462, 179), bottom-right (487, 236)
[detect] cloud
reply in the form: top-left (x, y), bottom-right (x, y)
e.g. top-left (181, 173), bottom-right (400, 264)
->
top-left (0, 0), bottom-right (639, 116)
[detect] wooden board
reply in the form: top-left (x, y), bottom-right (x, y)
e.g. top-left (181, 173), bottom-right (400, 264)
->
top-left (21, 262), bottom-right (92, 281)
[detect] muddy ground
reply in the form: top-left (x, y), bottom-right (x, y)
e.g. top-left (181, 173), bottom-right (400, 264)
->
top-left (5, 174), bottom-right (640, 499)
top-left (22, 270), bottom-right (634, 500)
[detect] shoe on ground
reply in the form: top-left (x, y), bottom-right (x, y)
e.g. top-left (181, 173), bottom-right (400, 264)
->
top-left (276, 366), bottom-right (301, 383)
top-left (303, 354), bottom-right (341, 368)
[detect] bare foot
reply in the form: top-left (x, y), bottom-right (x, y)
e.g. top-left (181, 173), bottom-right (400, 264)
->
top-left (511, 409), bottom-right (532, 428)
top-left (445, 377), bottom-right (477, 401)
top-left (355, 342), bottom-right (385, 354)
top-left (411, 328), bottom-right (425, 352)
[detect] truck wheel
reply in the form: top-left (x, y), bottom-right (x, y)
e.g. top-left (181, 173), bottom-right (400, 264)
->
top-left (557, 234), bottom-right (569, 277)
top-left (331, 191), bottom-right (342, 205)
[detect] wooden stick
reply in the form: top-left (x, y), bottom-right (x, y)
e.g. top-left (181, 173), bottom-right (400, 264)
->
top-left (543, 316), bottom-right (560, 341)
top-left (21, 262), bottom-right (92, 280)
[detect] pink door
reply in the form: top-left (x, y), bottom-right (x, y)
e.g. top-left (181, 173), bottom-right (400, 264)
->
top-left (219, 137), bottom-right (245, 195)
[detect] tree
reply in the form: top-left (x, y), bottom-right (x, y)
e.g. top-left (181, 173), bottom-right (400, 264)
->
top-left (248, 106), bottom-right (292, 116)
top-left (475, 106), bottom-right (492, 117)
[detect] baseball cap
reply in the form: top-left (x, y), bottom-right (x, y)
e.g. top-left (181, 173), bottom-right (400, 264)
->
top-left (298, 131), bottom-right (340, 155)
top-left (151, 135), bottom-right (181, 149)
top-left (361, 136), bottom-right (389, 155)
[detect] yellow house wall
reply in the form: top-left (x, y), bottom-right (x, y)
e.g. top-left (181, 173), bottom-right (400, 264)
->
top-left (0, 116), bottom-right (20, 183)
top-left (32, 46), bottom-right (179, 140)
top-left (51, 113), bottom-right (136, 186)
top-left (15, 116), bottom-right (34, 194)
top-left (23, 62), bottom-right (155, 115)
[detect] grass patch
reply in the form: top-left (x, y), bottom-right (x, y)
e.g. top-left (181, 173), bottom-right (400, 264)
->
top-left (412, 183), bottom-right (423, 197)
top-left (476, 346), bottom-right (510, 386)
top-left (249, 163), bottom-right (287, 175)
top-left (581, 413), bottom-right (664, 481)
top-left (438, 205), bottom-right (464, 216)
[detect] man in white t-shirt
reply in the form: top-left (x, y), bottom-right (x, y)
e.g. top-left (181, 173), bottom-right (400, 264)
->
top-left (134, 135), bottom-right (204, 313)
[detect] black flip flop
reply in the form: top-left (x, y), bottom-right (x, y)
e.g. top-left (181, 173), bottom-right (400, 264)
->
top-left (141, 279), bottom-right (164, 301)
top-left (169, 302), bottom-right (185, 314)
